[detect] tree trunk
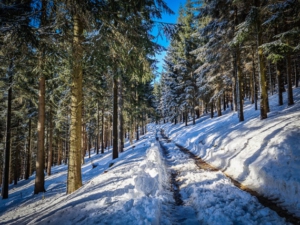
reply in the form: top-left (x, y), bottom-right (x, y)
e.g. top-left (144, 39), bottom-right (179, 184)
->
top-left (232, 53), bottom-right (238, 112)
top-left (237, 48), bottom-right (244, 121)
top-left (286, 54), bottom-right (294, 105)
top-left (81, 98), bottom-right (86, 164)
top-left (47, 108), bottom-right (53, 176)
top-left (256, 0), bottom-right (268, 119)
top-left (295, 60), bottom-right (299, 88)
top-left (210, 101), bottom-right (214, 118)
top-left (96, 101), bottom-right (100, 154)
top-left (88, 135), bottom-right (91, 158)
top-left (67, 13), bottom-right (83, 194)
top-left (101, 107), bottom-right (104, 154)
top-left (185, 107), bottom-right (188, 126)
top-left (2, 64), bottom-right (13, 199)
top-left (252, 53), bottom-right (258, 110)
top-left (14, 121), bottom-right (21, 185)
top-left (112, 77), bottom-right (118, 159)
top-left (57, 136), bottom-right (62, 165)
top-left (217, 96), bottom-right (222, 117)
top-left (25, 116), bottom-right (32, 180)
top-left (34, 0), bottom-right (47, 194)
top-left (136, 119), bottom-right (139, 141)
top-left (118, 77), bottom-right (124, 153)
top-left (268, 61), bottom-right (274, 95)
top-left (130, 116), bottom-right (134, 145)
top-left (34, 70), bottom-right (46, 194)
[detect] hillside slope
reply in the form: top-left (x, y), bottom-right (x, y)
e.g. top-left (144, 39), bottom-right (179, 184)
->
top-left (161, 87), bottom-right (300, 217)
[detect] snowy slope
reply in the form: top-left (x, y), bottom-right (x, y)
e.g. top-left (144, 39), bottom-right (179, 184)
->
top-left (161, 87), bottom-right (300, 218)
top-left (0, 129), bottom-right (175, 225)
top-left (0, 89), bottom-right (299, 224)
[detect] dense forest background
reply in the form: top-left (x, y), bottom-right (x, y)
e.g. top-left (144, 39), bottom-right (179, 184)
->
top-left (1, 0), bottom-right (299, 200)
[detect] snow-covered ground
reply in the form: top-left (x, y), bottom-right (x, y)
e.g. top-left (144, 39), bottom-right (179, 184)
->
top-left (159, 138), bottom-right (287, 224)
top-left (161, 87), bottom-right (300, 218)
top-left (0, 88), bottom-right (299, 224)
top-left (0, 130), bottom-right (174, 224)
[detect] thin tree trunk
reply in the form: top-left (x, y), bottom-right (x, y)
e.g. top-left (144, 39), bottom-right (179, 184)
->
top-left (295, 60), bottom-right (299, 88)
top-left (14, 120), bottom-right (20, 185)
top-left (286, 54), bottom-right (294, 105)
top-left (96, 101), bottom-right (100, 154)
top-left (268, 61), bottom-right (274, 95)
top-left (47, 108), bottom-right (53, 176)
top-left (136, 119), bottom-right (139, 141)
top-left (130, 116), bottom-right (134, 145)
top-left (57, 136), bottom-right (62, 165)
top-left (232, 53), bottom-right (238, 112)
top-left (101, 107), bottom-right (104, 154)
top-left (88, 135), bottom-right (91, 158)
top-left (217, 96), bottom-right (222, 117)
top-left (1, 64), bottom-right (12, 199)
top-left (81, 98), bottom-right (86, 164)
top-left (118, 77), bottom-right (124, 153)
top-left (256, 0), bottom-right (268, 119)
top-left (25, 116), bottom-right (32, 180)
top-left (252, 53), bottom-right (258, 110)
top-left (67, 13), bottom-right (83, 194)
top-left (250, 70), bottom-right (254, 104)
top-left (112, 77), bottom-right (118, 159)
top-left (223, 92), bottom-right (226, 111)
top-left (237, 48), bottom-right (244, 121)
top-left (210, 101), bottom-right (214, 118)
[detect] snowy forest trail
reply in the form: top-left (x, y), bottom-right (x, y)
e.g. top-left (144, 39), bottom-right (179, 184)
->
top-left (158, 129), bottom-right (296, 225)
top-left (159, 137), bottom-right (199, 225)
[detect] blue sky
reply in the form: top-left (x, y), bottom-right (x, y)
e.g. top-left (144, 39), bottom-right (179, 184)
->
top-left (153, 0), bottom-right (186, 81)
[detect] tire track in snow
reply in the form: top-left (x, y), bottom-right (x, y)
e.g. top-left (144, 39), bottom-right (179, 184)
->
top-left (160, 130), bottom-right (300, 225)
top-left (158, 137), bottom-right (199, 225)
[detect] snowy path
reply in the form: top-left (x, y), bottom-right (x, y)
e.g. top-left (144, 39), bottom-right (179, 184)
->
top-left (159, 138), bottom-right (199, 225)
top-left (158, 131), bottom-right (290, 225)
top-left (0, 124), bottom-right (296, 225)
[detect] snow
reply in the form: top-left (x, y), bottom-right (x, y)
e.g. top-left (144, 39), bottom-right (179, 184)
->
top-left (159, 140), bottom-right (287, 224)
top-left (161, 87), bottom-right (300, 218)
top-left (0, 88), bottom-right (299, 224)
top-left (0, 132), bottom-right (172, 224)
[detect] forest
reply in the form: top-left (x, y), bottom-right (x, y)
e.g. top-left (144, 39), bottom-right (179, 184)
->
top-left (0, 0), bottom-right (299, 210)
top-left (155, 0), bottom-right (299, 125)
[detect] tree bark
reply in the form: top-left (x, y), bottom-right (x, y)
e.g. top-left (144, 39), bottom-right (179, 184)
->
top-left (101, 107), bottom-right (104, 154)
top-left (256, 0), bottom-right (268, 119)
top-left (67, 13), bottom-right (83, 194)
top-left (252, 52), bottom-right (258, 110)
top-left (96, 101), bottom-right (100, 154)
top-left (217, 96), bottom-right (222, 117)
top-left (57, 136), bottom-right (62, 165)
top-left (25, 116), bottom-right (32, 180)
top-left (118, 77), bottom-right (124, 153)
top-left (81, 98), bottom-right (86, 164)
top-left (237, 48), bottom-right (244, 121)
top-left (112, 77), bottom-right (118, 159)
top-left (210, 101), bottom-right (214, 118)
top-left (286, 54), bottom-right (294, 105)
top-left (295, 60), bottom-right (299, 88)
top-left (47, 108), bottom-right (53, 176)
top-left (34, 0), bottom-right (47, 195)
top-left (34, 69), bottom-right (46, 194)
top-left (2, 64), bottom-right (13, 199)
top-left (14, 120), bottom-right (20, 185)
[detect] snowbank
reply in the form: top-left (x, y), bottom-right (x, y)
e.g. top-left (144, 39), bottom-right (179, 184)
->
top-left (0, 131), bottom-right (172, 225)
top-left (161, 87), bottom-right (300, 217)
